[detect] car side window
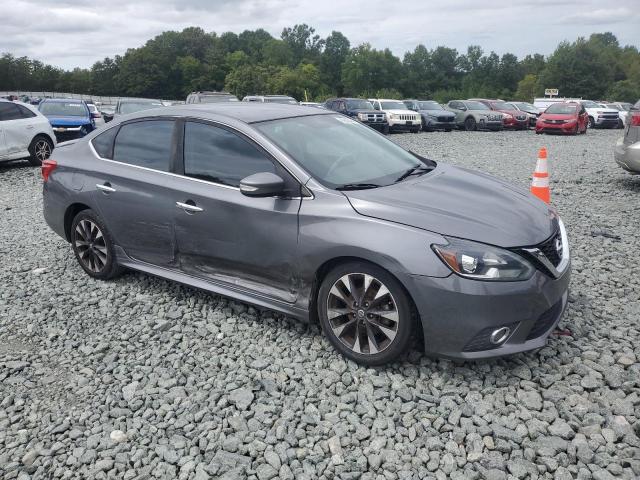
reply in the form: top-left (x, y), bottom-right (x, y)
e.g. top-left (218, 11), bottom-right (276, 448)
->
top-left (183, 121), bottom-right (277, 188)
top-left (91, 126), bottom-right (119, 159)
top-left (113, 120), bottom-right (174, 171)
top-left (16, 105), bottom-right (36, 118)
top-left (0, 102), bottom-right (22, 121)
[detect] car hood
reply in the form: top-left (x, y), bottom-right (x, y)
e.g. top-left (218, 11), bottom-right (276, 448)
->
top-left (585, 107), bottom-right (618, 114)
top-left (540, 113), bottom-right (576, 120)
top-left (351, 109), bottom-right (382, 115)
top-left (45, 116), bottom-right (90, 126)
top-left (420, 110), bottom-right (455, 116)
top-left (344, 163), bottom-right (555, 248)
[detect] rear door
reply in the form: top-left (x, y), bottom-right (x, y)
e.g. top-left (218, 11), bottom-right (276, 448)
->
top-left (171, 120), bottom-right (302, 303)
top-left (0, 102), bottom-right (32, 155)
top-left (91, 118), bottom-right (179, 266)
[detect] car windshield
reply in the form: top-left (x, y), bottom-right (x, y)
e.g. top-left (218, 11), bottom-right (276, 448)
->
top-left (39, 102), bottom-right (86, 116)
top-left (255, 114), bottom-right (435, 190)
top-left (119, 101), bottom-right (163, 114)
top-left (87, 104), bottom-right (98, 113)
top-left (581, 100), bottom-right (600, 108)
top-left (465, 101), bottom-right (489, 110)
top-left (491, 101), bottom-right (514, 110)
top-left (605, 104), bottom-right (621, 111)
top-left (264, 97), bottom-right (297, 104)
top-left (381, 101), bottom-right (407, 110)
top-left (418, 101), bottom-right (442, 110)
top-left (619, 103), bottom-right (632, 111)
top-left (346, 99), bottom-right (374, 110)
top-left (200, 95), bottom-right (238, 103)
top-left (546, 104), bottom-right (577, 114)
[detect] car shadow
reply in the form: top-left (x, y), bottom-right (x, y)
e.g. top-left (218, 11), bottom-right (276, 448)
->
top-left (0, 160), bottom-right (35, 172)
top-left (615, 176), bottom-right (640, 192)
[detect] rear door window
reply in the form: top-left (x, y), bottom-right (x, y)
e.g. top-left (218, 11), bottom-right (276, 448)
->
top-left (112, 120), bottom-right (174, 171)
top-left (91, 126), bottom-right (119, 159)
top-left (0, 102), bottom-right (22, 121)
top-left (16, 105), bottom-right (36, 118)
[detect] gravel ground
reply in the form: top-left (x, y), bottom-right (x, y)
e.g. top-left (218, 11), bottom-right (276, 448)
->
top-left (1, 128), bottom-right (639, 480)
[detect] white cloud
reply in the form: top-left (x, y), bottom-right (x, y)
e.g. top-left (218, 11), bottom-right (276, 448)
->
top-left (1, 0), bottom-right (638, 68)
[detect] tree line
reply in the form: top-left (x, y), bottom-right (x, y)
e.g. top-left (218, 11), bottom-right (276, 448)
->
top-left (1, 27), bottom-right (639, 103)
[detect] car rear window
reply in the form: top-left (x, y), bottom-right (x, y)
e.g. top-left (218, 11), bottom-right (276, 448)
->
top-left (112, 120), bottom-right (174, 171)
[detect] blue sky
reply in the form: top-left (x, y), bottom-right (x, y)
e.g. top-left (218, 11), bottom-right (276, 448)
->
top-left (3, 0), bottom-right (639, 69)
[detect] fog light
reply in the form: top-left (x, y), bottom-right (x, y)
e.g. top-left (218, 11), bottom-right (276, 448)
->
top-left (490, 326), bottom-right (511, 345)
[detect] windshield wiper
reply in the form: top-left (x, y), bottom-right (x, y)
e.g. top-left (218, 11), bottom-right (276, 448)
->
top-left (395, 164), bottom-right (432, 183)
top-left (335, 183), bottom-right (383, 191)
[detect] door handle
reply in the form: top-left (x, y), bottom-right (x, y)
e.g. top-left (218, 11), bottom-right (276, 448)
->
top-left (96, 183), bottom-right (116, 193)
top-left (176, 201), bottom-right (203, 213)
top-left (26, 125), bottom-right (34, 130)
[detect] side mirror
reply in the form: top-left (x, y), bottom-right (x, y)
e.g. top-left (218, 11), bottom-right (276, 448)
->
top-left (240, 172), bottom-right (286, 197)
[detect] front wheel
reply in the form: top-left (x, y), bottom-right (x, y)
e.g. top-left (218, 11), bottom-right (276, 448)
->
top-left (444, 128), bottom-right (452, 132)
top-left (382, 125), bottom-right (390, 135)
top-left (318, 262), bottom-right (414, 366)
top-left (588, 117), bottom-right (595, 129)
top-left (71, 210), bottom-right (123, 280)
top-left (464, 117), bottom-right (477, 131)
top-left (27, 135), bottom-right (53, 166)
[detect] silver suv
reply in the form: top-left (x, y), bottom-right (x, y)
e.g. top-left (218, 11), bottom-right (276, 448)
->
top-left (614, 100), bottom-right (640, 173)
top-left (186, 91), bottom-right (239, 104)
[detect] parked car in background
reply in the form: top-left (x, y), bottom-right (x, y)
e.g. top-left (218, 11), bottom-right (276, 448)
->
top-left (299, 101), bottom-right (320, 107)
top-left (509, 102), bottom-right (540, 127)
top-left (602, 102), bottom-right (632, 128)
top-left (445, 100), bottom-right (503, 131)
top-left (242, 95), bottom-right (298, 104)
top-left (114, 98), bottom-right (164, 119)
top-left (87, 103), bottom-right (105, 128)
top-left (100, 106), bottom-right (115, 123)
top-left (325, 98), bottom-right (388, 133)
top-left (369, 99), bottom-right (421, 133)
top-left (579, 100), bottom-right (619, 129)
top-left (536, 102), bottom-right (588, 135)
top-left (186, 91), bottom-right (239, 103)
top-left (39, 98), bottom-right (95, 141)
top-left (0, 99), bottom-right (56, 166)
top-left (614, 100), bottom-right (640, 174)
top-left (533, 97), bottom-right (582, 112)
top-left (402, 100), bottom-right (455, 132)
top-left (42, 103), bottom-right (570, 365)
top-left (471, 99), bottom-right (528, 130)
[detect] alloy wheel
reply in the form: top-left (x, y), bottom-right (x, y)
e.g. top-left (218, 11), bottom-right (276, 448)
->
top-left (74, 219), bottom-right (108, 273)
top-left (34, 140), bottom-right (52, 162)
top-left (326, 273), bottom-right (399, 355)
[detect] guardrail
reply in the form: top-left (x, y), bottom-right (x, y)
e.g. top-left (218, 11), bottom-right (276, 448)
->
top-left (0, 91), bottom-right (183, 106)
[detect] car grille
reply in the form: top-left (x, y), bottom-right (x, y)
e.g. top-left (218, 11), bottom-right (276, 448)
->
top-left (437, 116), bottom-right (454, 122)
top-left (463, 322), bottom-right (519, 352)
top-left (515, 115), bottom-right (527, 121)
top-left (538, 231), bottom-right (563, 267)
top-left (600, 114), bottom-right (618, 120)
top-left (396, 114), bottom-right (419, 121)
top-left (362, 113), bottom-right (385, 122)
top-left (547, 119), bottom-right (567, 124)
top-left (526, 299), bottom-right (563, 340)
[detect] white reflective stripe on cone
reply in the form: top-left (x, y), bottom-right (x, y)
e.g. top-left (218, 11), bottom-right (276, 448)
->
top-left (531, 176), bottom-right (549, 187)
top-left (534, 159), bottom-right (548, 173)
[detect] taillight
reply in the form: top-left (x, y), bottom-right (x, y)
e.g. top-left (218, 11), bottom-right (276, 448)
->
top-left (631, 112), bottom-right (640, 127)
top-left (41, 159), bottom-right (57, 181)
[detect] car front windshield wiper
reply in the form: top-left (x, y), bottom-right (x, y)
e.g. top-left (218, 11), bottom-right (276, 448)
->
top-left (335, 183), bottom-right (383, 191)
top-left (395, 164), bottom-right (433, 183)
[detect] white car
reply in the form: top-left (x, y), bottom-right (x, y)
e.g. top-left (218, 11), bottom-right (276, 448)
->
top-left (600, 102), bottom-right (632, 128)
top-left (579, 100), bottom-right (619, 129)
top-left (0, 99), bottom-right (56, 166)
top-left (369, 99), bottom-right (421, 133)
top-left (87, 103), bottom-right (106, 128)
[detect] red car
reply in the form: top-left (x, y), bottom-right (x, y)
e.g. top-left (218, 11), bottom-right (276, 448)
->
top-left (470, 99), bottom-right (529, 130)
top-left (535, 102), bottom-right (588, 135)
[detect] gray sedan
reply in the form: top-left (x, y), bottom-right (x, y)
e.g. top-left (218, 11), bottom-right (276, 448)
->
top-left (42, 104), bottom-right (570, 365)
top-left (614, 101), bottom-right (640, 173)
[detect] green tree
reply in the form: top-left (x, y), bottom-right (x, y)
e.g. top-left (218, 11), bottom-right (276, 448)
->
top-left (320, 31), bottom-right (350, 95)
top-left (281, 24), bottom-right (324, 66)
top-left (515, 74), bottom-right (540, 101)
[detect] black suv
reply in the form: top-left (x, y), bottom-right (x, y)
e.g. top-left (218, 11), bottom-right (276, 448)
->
top-left (186, 91), bottom-right (239, 104)
top-left (324, 98), bottom-right (389, 133)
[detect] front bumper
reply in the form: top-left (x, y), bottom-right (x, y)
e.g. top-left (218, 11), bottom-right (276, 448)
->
top-left (51, 125), bottom-right (90, 140)
top-left (536, 121), bottom-right (577, 134)
top-left (403, 234), bottom-right (571, 360)
top-left (594, 117), bottom-right (619, 128)
top-left (424, 117), bottom-right (455, 130)
top-left (477, 119), bottom-right (503, 131)
top-left (614, 138), bottom-right (640, 174)
top-left (504, 118), bottom-right (529, 130)
top-left (388, 119), bottom-right (421, 131)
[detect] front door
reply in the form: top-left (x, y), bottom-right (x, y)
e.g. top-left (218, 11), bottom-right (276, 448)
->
top-left (91, 119), bottom-right (178, 266)
top-left (173, 120), bottom-right (301, 303)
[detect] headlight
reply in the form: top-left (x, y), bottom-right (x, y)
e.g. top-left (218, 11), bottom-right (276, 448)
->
top-left (388, 113), bottom-right (396, 119)
top-left (502, 113), bottom-right (513, 120)
top-left (357, 113), bottom-right (368, 121)
top-left (432, 238), bottom-right (535, 281)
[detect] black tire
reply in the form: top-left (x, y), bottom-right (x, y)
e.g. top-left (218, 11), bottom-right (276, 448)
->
top-left (382, 125), bottom-right (390, 135)
top-left (581, 124), bottom-right (587, 135)
top-left (71, 209), bottom-right (123, 280)
top-left (571, 124), bottom-right (579, 136)
top-left (27, 135), bottom-right (53, 166)
top-left (588, 116), bottom-right (595, 129)
top-left (412, 127), bottom-right (420, 133)
top-left (317, 261), bottom-right (414, 366)
top-left (444, 128), bottom-right (452, 132)
top-left (618, 119), bottom-right (624, 129)
top-left (464, 117), bottom-right (477, 131)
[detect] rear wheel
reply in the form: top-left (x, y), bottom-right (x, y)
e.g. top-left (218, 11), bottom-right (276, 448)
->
top-left (27, 135), bottom-right (53, 166)
top-left (71, 210), bottom-right (122, 280)
top-left (464, 117), bottom-right (477, 131)
top-left (318, 262), bottom-right (414, 366)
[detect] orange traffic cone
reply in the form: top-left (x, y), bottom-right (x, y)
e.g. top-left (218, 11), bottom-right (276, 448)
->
top-left (530, 147), bottom-right (550, 204)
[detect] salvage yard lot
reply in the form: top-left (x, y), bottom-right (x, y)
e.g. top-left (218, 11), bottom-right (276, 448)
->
top-left (1, 129), bottom-right (639, 479)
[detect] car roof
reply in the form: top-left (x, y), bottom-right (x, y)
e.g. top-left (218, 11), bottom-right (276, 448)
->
top-left (42, 98), bottom-right (85, 103)
top-left (119, 103), bottom-right (332, 124)
top-left (119, 98), bottom-right (162, 103)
